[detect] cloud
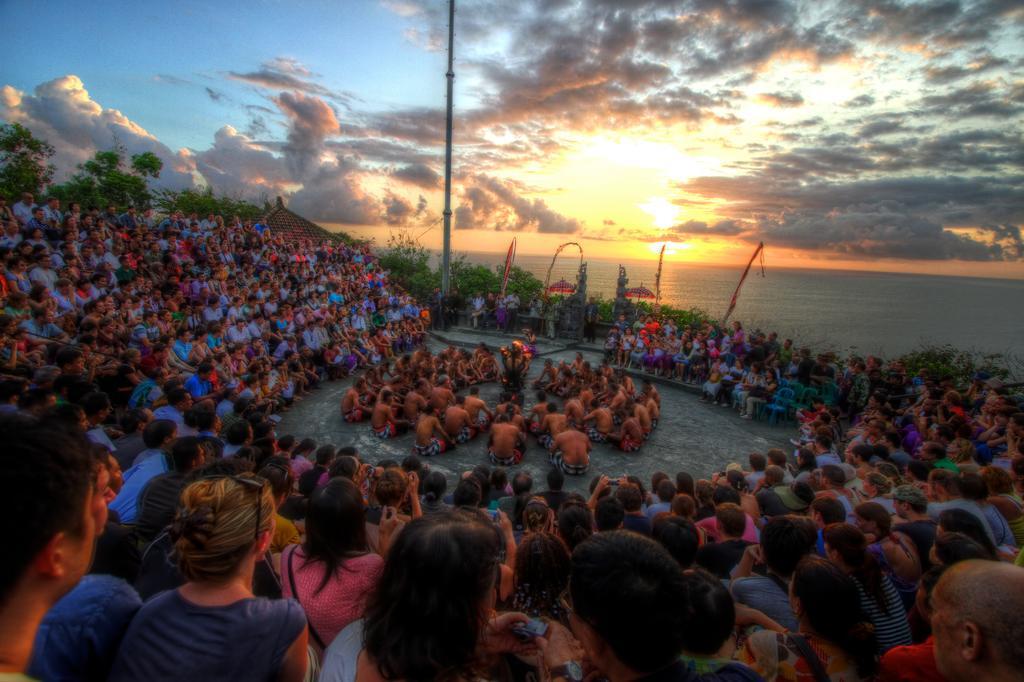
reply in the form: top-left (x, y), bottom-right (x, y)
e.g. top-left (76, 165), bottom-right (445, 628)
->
top-left (844, 94), bottom-right (875, 108)
top-left (670, 219), bottom-right (747, 238)
top-left (755, 205), bottom-right (1009, 261)
top-left (924, 54), bottom-right (1009, 84)
top-left (390, 162), bottom-right (440, 188)
top-left (382, 192), bottom-right (430, 225)
top-left (228, 57), bottom-right (354, 104)
top-left (0, 75), bottom-right (195, 190)
top-left (843, 0), bottom-right (1024, 49)
top-left (455, 174), bottom-right (581, 234)
top-left (675, 170), bottom-right (1024, 260)
top-left (263, 56), bottom-right (317, 78)
top-left (287, 155), bottom-right (380, 224)
top-left (272, 91), bottom-right (341, 180)
top-left (205, 87), bottom-right (226, 103)
top-left (857, 117), bottom-right (903, 137)
top-left (191, 125), bottom-right (292, 197)
top-left (757, 91), bottom-right (804, 107)
top-left (920, 81), bottom-right (1024, 119)
top-left (154, 74), bottom-right (191, 86)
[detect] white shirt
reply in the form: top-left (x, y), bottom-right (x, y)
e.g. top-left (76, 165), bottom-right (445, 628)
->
top-left (29, 266), bottom-right (59, 290)
top-left (13, 201), bottom-right (35, 224)
top-left (43, 205), bottom-right (63, 224)
top-left (226, 325), bottom-right (252, 344)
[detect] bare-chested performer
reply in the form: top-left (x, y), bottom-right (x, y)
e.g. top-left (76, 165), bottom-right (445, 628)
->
top-left (496, 392), bottom-right (527, 432)
top-left (607, 383), bottom-right (627, 424)
top-left (341, 376), bottom-right (372, 422)
top-left (527, 390), bottom-right (549, 435)
top-left (550, 423), bottom-right (591, 475)
top-left (563, 388), bottom-right (585, 429)
top-left (412, 404), bottom-right (455, 457)
top-left (537, 402), bottom-right (567, 450)
top-left (430, 375), bottom-right (456, 413)
top-left (370, 389), bottom-right (411, 438)
top-left (403, 378), bottom-right (430, 421)
top-left (632, 399), bottom-right (652, 439)
top-left (644, 389), bottom-right (660, 429)
top-left (609, 406), bottom-right (643, 452)
top-left (464, 385), bottom-right (493, 431)
top-left (488, 413), bottom-right (525, 466)
top-left (444, 395), bottom-right (478, 443)
top-left (531, 359), bottom-right (556, 389)
top-left (641, 380), bottom-right (661, 410)
top-left (583, 398), bottom-right (613, 444)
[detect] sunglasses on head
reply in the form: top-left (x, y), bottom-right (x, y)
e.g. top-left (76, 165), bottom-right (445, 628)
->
top-left (200, 474), bottom-right (267, 540)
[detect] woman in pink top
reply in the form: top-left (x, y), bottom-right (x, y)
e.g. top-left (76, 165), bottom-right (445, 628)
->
top-left (281, 477), bottom-right (384, 652)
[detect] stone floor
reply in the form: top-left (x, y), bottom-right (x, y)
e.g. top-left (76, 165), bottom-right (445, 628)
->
top-left (277, 331), bottom-right (792, 496)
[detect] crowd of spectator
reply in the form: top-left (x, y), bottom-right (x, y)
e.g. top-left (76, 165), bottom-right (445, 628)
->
top-left (2, 194), bottom-right (1024, 682)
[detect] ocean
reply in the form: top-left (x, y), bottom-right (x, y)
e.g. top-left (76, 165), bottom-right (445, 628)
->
top-left (326, 225), bottom-right (1022, 359)
top-left (445, 251), bottom-right (1024, 360)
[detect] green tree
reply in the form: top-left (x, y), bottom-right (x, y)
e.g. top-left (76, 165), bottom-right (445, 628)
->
top-left (51, 146), bottom-right (162, 209)
top-left (501, 265), bottom-right (543, 302)
top-left (154, 186), bottom-right (265, 222)
top-left (0, 123), bottom-right (54, 198)
top-left (131, 151), bottom-right (163, 178)
top-left (450, 257), bottom-right (500, 296)
top-left (378, 233), bottom-right (439, 301)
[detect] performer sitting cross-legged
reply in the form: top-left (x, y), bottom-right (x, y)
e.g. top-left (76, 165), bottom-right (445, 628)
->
top-left (527, 390), bottom-right (549, 435)
top-left (549, 422), bottom-right (591, 476)
top-left (608, 406), bottom-right (644, 453)
top-left (370, 389), bottom-right (410, 439)
top-left (340, 376), bottom-right (372, 422)
top-left (537, 402), bottom-right (567, 451)
top-left (488, 413), bottom-right (525, 466)
top-left (412, 404), bottom-right (455, 457)
top-left (444, 395), bottom-right (478, 444)
top-left (582, 398), bottom-right (613, 444)
top-left (463, 386), bottom-right (493, 431)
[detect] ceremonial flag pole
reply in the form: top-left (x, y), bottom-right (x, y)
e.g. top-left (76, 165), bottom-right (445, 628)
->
top-left (722, 241), bottom-right (765, 324)
top-left (654, 243), bottom-right (666, 315)
top-left (500, 237), bottom-right (517, 297)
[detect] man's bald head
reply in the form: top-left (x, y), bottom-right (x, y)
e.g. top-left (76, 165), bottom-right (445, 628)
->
top-left (931, 560), bottom-right (1024, 681)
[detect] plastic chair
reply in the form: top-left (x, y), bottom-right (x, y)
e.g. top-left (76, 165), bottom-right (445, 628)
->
top-left (820, 382), bottom-right (839, 406)
top-left (760, 388), bottom-right (795, 425)
top-left (793, 387), bottom-right (820, 413)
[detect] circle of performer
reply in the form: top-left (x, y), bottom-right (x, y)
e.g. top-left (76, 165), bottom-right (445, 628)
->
top-left (339, 339), bottom-right (660, 477)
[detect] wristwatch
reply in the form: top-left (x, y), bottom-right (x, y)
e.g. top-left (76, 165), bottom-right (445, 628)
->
top-left (549, 660), bottom-right (584, 682)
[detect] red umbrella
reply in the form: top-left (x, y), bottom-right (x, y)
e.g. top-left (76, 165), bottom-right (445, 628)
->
top-left (547, 278), bottom-right (576, 294)
top-left (624, 285), bottom-right (655, 300)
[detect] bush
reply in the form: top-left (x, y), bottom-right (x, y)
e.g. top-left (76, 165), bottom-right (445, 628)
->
top-left (378, 234), bottom-right (438, 302)
top-left (451, 257), bottom-right (500, 296)
top-left (896, 344), bottom-right (1011, 386)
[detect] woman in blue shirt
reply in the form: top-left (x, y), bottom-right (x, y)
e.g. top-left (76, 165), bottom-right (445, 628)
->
top-left (109, 474), bottom-right (308, 681)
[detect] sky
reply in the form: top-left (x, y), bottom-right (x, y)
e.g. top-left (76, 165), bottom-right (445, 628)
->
top-left (1, 0), bottom-right (1022, 278)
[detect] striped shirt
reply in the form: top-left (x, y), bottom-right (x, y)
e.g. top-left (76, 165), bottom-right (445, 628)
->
top-left (853, 573), bottom-right (913, 654)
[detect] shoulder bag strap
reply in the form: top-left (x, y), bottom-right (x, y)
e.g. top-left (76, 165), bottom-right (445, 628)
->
top-left (286, 546), bottom-right (327, 650)
top-left (786, 633), bottom-right (830, 682)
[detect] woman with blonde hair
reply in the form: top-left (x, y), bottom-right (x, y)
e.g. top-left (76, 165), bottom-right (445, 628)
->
top-left (110, 474), bottom-right (308, 681)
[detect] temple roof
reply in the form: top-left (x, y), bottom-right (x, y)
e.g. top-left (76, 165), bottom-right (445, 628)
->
top-left (261, 196), bottom-right (344, 243)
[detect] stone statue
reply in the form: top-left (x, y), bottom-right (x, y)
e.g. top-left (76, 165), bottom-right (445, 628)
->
top-left (612, 264), bottom-right (635, 322)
